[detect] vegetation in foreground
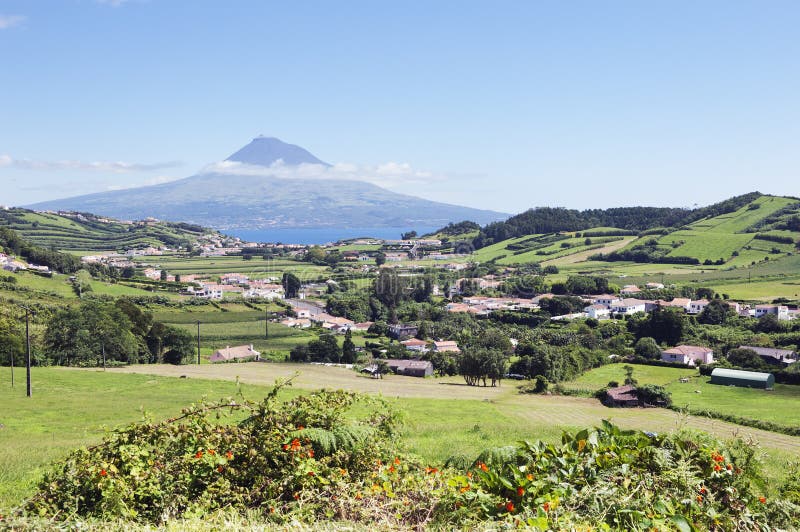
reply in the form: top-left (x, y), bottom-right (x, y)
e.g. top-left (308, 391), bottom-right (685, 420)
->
top-left (14, 381), bottom-right (800, 530)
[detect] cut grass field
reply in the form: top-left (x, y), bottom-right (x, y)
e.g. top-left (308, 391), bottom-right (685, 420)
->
top-left (563, 363), bottom-right (800, 426)
top-left (2, 365), bottom-right (799, 513)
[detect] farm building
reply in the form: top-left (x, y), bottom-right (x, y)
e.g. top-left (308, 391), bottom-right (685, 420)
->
top-left (738, 345), bottom-right (797, 367)
top-left (388, 323), bottom-right (419, 340)
top-left (210, 345), bottom-right (260, 363)
top-left (603, 385), bottom-right (640, 408)
top-left (710, 368), bottom-right (774, 389)
top-left (385, 359), bottom-right (434, 377)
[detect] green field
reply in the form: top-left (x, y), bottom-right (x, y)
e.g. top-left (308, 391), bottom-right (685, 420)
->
top-left (564, 364), bottom-right (800, 426)
top-left (0, 208), bottom-right (211, 252)
top-left (3, 365), bottom-right (800, 513)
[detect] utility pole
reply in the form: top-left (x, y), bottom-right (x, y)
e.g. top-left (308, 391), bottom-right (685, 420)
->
top-left (197, 320), bottom-right (201, 364)
top-left (265, 306), bottom-right (269, 339)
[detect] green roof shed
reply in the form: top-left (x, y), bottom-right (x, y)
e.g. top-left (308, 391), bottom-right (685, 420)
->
top-left (710, 368), bottom-right (774, 389)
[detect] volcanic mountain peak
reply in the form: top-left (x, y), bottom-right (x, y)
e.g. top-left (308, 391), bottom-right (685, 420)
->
top-left (225, 136), bottom-right (330, 167)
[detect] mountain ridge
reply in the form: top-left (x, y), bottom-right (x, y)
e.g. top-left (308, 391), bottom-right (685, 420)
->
top-left (26, 137), bottom-right (509, 230)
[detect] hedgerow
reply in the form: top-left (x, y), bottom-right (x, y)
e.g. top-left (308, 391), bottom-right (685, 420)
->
top-left (16, 384), bottom-right (800, 529)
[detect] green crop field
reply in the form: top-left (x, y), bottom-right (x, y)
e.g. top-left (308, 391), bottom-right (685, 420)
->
top-left (2, 366), bottom-right (799, 512)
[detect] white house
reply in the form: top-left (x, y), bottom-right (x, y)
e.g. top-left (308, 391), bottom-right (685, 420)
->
top-left (661, 345), bottom-right (714, 366)
top-left (401, 338), bottom-right (428, 352)
top-left (687, 299), bottom-right (709, 314)
top-left (610, 298), bottom-right (647, 315)
top-left (754, 304), bottom-right (790, 320)
top-left (593, 294), bottom-right (622, 307)
top-left (584, 304), bottom-right (611, 319)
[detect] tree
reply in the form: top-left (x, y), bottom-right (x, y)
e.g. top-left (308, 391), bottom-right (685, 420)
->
top-left (459, 348), bottom-right (506, 387)
top-left (637, 384), bottom-right (671, 407)
top-left (726, 348), bottom-right (767, 369)
top-left (161, 326), bottom-right (195, 365)
top-left (282, 272), bottom-right (301, 298)
top-left (160, 270), bottom-right (168, 281)
top-left (73, 270), bottom-right (93, 298)
top-left (0, 313), bottom-right (23, 365)
top-left (696, 287), bottom-right (715, 300)
top-left (375, 252), bottom-right (386, 266)
top-left (307, 333), bottom-right (341, 363)
top-left (755, 313), bottom-right (784, 334)
top-left (634, 337), bottom-right (661, 359)
top-left (623, 365), bottom-right (638, 386)
top-left (342, 329), bottom-right (357, 364)
top-left (698, 299), bottom-right (735, 325)
top-left (374, 269), bottom-right (407, 310)
top-left (631, 307), bottom-right (685, 346)
top-left (401, 231), bottom-right (417, 240)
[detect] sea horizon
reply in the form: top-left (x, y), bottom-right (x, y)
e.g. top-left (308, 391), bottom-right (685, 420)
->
top-left (226, 226), bottom-right (440, 245)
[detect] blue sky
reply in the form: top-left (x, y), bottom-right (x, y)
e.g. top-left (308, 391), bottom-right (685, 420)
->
top-left (1, 0), bottom-right (798, 213)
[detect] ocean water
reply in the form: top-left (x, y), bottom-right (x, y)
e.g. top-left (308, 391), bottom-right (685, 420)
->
top-left (227, 227), bottom-right (439, 245)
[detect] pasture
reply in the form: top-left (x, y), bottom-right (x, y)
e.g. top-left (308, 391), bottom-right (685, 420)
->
top-left (563, 363), bottom-right (800, 426)
top-left (2, 365), bottom-right (799, 513)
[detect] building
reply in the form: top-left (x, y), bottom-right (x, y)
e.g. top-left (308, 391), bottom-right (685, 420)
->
top-left (593, 294), bottom-right (622, 307)
top-left (710, 368), bottom-right (774, 389)
top-left (388, 323), bottom-right (419, 340)
top-left (400, 338), bottom-right (428, 352)
top-left (738, 345), bottom-right (797, 367)
top-left (610, 298), bottom-right (647, 315)
top-left (584, 304), bottom-right (611, 319)
top-left (433, 340), bottom-right (461, 353)
top-left (687, 300), bottom-right (709, 314)
top-left (754, 305), bottom-right (790, 320)
top-left (210, 345), bottom-right (261, 363)
top-left (384, 359), bottom-right (434, 377)
top-left (603, 385), bottom-right (640, 407)
top-left (661, 345), bottom-right (714, 366)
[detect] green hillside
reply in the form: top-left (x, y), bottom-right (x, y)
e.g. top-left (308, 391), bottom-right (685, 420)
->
top-left (0, 208), bottom-right (217, 251)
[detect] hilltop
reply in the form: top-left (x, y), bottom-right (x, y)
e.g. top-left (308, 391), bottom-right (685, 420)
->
top-left (26, 137), bottom-right (509, 231)
top-left (0, 208), bottom-right (219, 252)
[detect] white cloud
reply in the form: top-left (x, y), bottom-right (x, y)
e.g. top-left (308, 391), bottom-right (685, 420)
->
top-left (0, 154), bottom-right (181, 173)
top-left (105, 175), bottom-right (180, 190)
top-left (201, 160), bottom-right (442, 188)
top-left (0, 14), bottom-right (26, 29)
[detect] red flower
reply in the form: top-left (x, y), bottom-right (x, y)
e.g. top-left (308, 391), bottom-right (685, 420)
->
top-left (505, 501), bottom-right (515, 512)
top-left (225, 451), bottom-right (234, 460)
top-left (714, 464), bottom-right (722, 472)
top-left (389, 465), bottom-right (396, 473)
top-left (282, 444), bottom-right (290, 451)
top-left (477, 462), bottom-right (488, 472)
top-left (699, 487), bottom-right (707, 494)
top-left (759, 496), bottom-right (766, 504)
top-left (726, 464), bottom-right (733, 470)
top-left (194, 451), bottom-right (203, 459)
top-left (297, 424), bottom-right (305, 430)
top-left (290, 439), bottom-right (301, 451)
top-left (697, 495), bottom-right (703, 503)
top-left (308, 450), bottom-right (314, 458)
top-left (526, 473), bottom-right (534, 481)
top-left (208, 449), bottom-right (215, 456)
top-left (217, 466), bottom-right (224, 473)
top-left (516, 486), bottom-right (525, 497)
top-left (394, 457), bottom-right (401, 465)
top-left (307, 471), bottom-right (315, 476)
top-left (99, 469), bottom-right (108, 477)
top-left (543, 501), bottom-right (551, 512)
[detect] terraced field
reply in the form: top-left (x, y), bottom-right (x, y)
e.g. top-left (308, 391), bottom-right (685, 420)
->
top-left (0, 208), bottom-right (211, 251)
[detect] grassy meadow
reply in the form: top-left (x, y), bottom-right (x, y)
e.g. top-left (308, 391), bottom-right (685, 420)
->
top-left (4, 364), bottom-right (799, 513)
